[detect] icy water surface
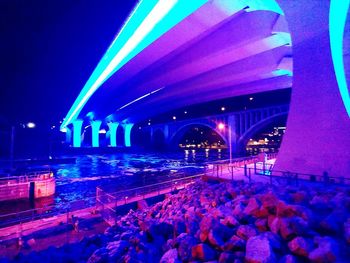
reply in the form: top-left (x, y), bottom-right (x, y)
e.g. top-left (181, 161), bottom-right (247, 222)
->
top-left (0, 150), bottom-right (227, 215)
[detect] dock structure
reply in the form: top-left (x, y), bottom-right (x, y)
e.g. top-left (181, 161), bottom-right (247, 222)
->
top-left (0, 171), bottom-right (55, 202)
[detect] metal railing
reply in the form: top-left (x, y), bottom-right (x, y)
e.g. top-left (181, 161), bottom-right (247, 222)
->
top-left (96, 174), bottom-right (202, 225)
top-left (0, 171), bottom-right (54, 185)
top-left (205, 158), bottom-right (350, 186)
top-left (0, 196), bottom-right (96, 230)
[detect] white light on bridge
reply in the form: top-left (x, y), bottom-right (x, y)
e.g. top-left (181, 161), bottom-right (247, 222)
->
top-left (221, 107), bottom-right (226, 112)
top-left (26, 122), bottom-right (36, 129)
top-left (249, 97), bottom-right (254, 101)
top-left (173, 116), bottom-right (176, 120)
top-left (99, 129), bottom-right (107, 134)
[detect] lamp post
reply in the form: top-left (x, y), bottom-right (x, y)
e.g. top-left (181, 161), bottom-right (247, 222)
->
top-left (218, 122), bottom-right (232, 164)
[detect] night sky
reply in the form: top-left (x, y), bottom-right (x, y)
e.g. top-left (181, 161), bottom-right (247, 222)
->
top-left (0, 0), bottom-right (137, 127)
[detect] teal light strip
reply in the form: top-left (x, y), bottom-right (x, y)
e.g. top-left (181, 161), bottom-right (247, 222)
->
top-left (61, 0), bottom-right (208, 130)
top-left (330, 0), bottom-right (350, 117)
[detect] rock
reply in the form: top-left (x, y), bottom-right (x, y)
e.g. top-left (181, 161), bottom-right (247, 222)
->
top-left (288, 237), bottom-right (312, 257)
top-left (279, 254), bottom-right (298, 263)
top-left (221, 235), bottom-right (245, 251)
top-left (260, 192), bottom-right (279, 211)
top-left (219, 252), bottom-right (236, 263)
top-left (291, 191), bottom-right (309, 204)
top-left (280, 217), bottom-right (307, 240)
top-left (185, 218), bottom-right (199, 236)
top-left (120, 230), bottom-right (134, 240)
top-left (149, 222), bottom-right (174, 240)
top-left (87, 247), bottom-right (108, 263)
top-left (268, 216), bottom-right (280, 234)
top-left (208, 228), bottom-right (225, 248)
top-left (232, 202), bottom-right (246, 220)
top-left (174, 220), bottom-right (186, 236)
top-left (309, 236), bottom-right (339, 263)
top-left (244, 197), bottom-right (261, 216)
top-left (199, 216), bottom-right (216, 242)
top-left (237, 225), bottom-right (258, 240)
top-left (255, 218), bottom-right (268, 232)
top-left (191, 243), bottom-right (216, 261)
top-left (260, 232), bottom-right (282, 251)
top-left (344, 218), bottom-right (350, 243)
top-left (176, 234), bottom-right (198, 261)
top-left (107, 240), bottom-right (129, 260)
top-left (160, 249), bottom-right (180, 263)
top-left (319, 209), bottom-right (346, 234)
top-left (245, 235), bottom-right (276, 263)
top-left (220, 215), bottom-right (239, 227)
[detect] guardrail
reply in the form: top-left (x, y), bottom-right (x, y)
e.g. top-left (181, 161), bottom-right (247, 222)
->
top-left (205, 158), bottom-right (350, 186)
top-left (96, 174), bottom-right (202, 225)
top-left (0, 196), bottom-right (96, 229)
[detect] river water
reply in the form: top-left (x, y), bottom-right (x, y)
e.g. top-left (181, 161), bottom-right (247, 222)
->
top-left (0, 149), bottom-right (227, 216)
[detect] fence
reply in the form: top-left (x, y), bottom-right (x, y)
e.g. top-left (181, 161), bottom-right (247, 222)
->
top-left (96, 174), bottom-right (202, 225)
top-left (205, 157), bottom-right (350, 186)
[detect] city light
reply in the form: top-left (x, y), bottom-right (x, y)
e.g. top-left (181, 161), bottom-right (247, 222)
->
top-left (221, 107), bottom-right (226, 112)
top-left (26, 122), bottom-right (36, 128)
top-left (172, 116), bottom-right (176, 120)
top-left (218, 123), bottom-right (225, 130)
top-left (249, 97), bottom-right (254, 101)
top-left (99, 129), bottom-right (107, 134)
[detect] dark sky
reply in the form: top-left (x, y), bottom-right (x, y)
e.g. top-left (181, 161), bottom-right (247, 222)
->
top-left (0, 0), bottom-right (137, 127)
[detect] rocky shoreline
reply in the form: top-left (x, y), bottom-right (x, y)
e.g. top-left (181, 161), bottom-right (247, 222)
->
top-left (4, 179), bottom-right (350, 262)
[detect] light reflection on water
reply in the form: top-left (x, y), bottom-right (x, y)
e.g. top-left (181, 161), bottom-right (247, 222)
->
top-left (0, 150), bottom-right (227, 215)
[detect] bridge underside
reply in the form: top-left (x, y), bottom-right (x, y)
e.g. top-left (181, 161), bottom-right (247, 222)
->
top-left (61, 0), bottom-right (350, 178)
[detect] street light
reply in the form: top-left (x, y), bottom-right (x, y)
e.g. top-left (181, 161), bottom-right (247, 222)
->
top-left (218, 122), bottom-right (232, 164)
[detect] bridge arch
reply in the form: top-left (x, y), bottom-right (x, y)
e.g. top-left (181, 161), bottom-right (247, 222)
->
top-left (237, 112), bottom-right (288, 153)
top-left (169, 122), bottom-right (228, 149)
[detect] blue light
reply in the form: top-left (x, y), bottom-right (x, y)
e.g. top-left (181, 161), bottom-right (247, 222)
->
top-left (72, 120), bottom-right (83, 148)
top-left (60, 0), bottom-right (208, 130)
top-left (91, 121), bottom-right (102, 147)
top-left (124, 123), bottom-right (134, 147)
top-left (108, 122), bottom-right (119, 147)
top-left (330, 0), bottom-right (350, 117)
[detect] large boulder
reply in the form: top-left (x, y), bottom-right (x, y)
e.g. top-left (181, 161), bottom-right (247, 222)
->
top-left (288, 237), bottom-right (313, 257)
top-left (237, 225), bottom-right (258, 240)
top-left (176, 233), bottom-right (198, 261)
top-left (106, 240), bottom-right (130, 260)
top-left (309, 236), bottom-right (339, 263)
top-left (319, 209), bottom-right (347, 234)
top-left (245, 235), bottom-right (276, 263)
top-left (280, 217), bottom-right (308, 240)
top-left (160, 249), bottom-right (180, 263)
top-left (219, 252), bottom-right (236, 263)
top-left (199, 216), bottom-right (216, 242)
top-left (255, 218), bottom-right (268, 232)
top-left (244, 197), bottom-right (261, 217)
top-left (191, 243), bottom-right (216, 261)
top-left (221, 235), bottom-right (245, 251)
top-left (220, 215), bottom-right (239, 227)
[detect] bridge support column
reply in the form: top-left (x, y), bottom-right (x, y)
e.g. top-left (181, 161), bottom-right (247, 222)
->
top-left (108, 122), bottom-right (119, 147)
top-left (123, 123), bottom-right (134, 147)
top-left (228, 115), bottom-right (239, 156)
top-left (91, 120), bottom-right (102, 148)
top-left (274, 1), bottom-right (350, 177)
top-left (72, 120), bottom-right (83, 148)
top-left (65, 127), bottom-right (72, 144)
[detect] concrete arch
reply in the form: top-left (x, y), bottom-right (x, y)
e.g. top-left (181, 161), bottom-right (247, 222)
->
top-left (238, 112), bottom-right (288, 153)
top-left (169, 122), bottom-right (228, 149)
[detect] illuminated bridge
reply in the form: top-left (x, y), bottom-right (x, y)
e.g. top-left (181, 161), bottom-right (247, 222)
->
top-left (61, 0), bottom-right (350, 177)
